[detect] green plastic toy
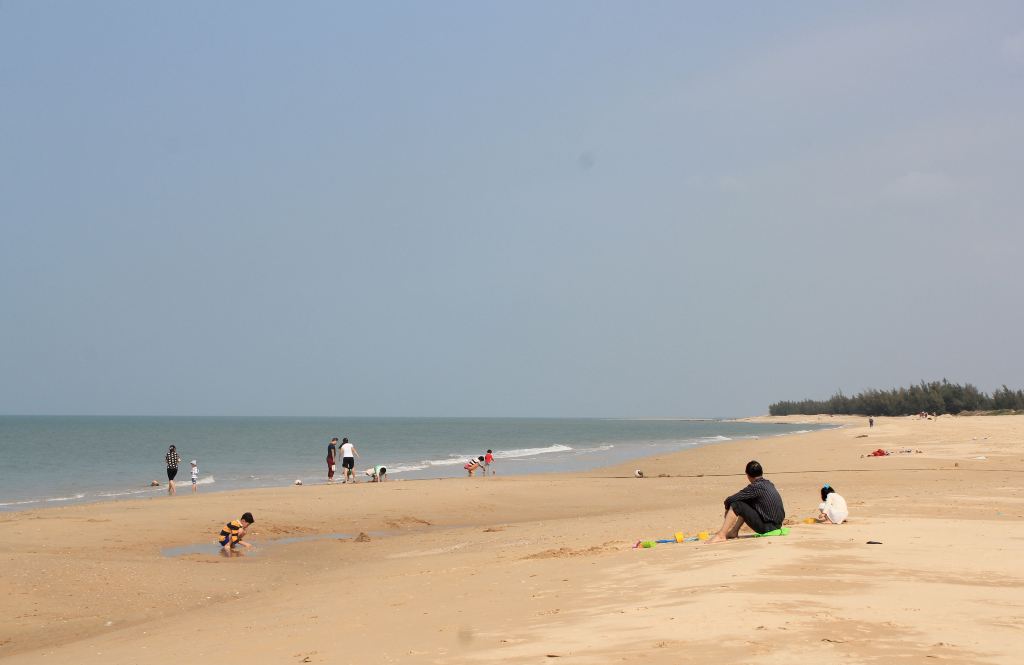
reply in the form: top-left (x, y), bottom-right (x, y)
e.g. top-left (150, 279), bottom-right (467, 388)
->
top-left (753, 527), bottom-right (791, 538)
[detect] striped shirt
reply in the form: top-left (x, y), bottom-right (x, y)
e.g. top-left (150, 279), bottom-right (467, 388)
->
top-left (724, 477), bottom-right (785, 527)
top-left (219, 519), bottom-right (245, 545)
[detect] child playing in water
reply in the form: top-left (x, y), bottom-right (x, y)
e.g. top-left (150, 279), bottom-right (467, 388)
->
top-left (816, 484), bottom-right (849, 524)
top-left (218, 512), bottom-right (255, 552)
top-left (464, 457), bottom-right (483, 476)
top-left (484, 449), bottom-right (494, 475)
top-left (190, 460), bottom-right (199, 494)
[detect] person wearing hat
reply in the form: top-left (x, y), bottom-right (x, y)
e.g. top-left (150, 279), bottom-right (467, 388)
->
top-left (219, 512), bottom-right (255, 553)
top-left (164, 445), bottom-right (182, 496)
top-left (190, 460), bottom-right (199, 494)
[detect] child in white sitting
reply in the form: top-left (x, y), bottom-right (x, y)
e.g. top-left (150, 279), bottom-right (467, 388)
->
top-left (816, 484), bottom-right (849, 524)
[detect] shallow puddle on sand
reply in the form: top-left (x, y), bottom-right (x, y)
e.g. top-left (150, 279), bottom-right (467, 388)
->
top-left (159, 531), bottom-right (405, 557)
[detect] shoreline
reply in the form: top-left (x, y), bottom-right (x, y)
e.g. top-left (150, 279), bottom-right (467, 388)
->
top-left (0, 419), bottom-right (836, 514)
top-left (2, 414), bottom-right (1021, 664)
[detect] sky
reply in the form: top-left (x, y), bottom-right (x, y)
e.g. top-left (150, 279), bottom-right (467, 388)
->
top-left (2, 1), bottom-right (1023, 417)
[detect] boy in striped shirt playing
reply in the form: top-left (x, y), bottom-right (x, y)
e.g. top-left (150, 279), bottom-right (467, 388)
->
top-left (218, 512), bottom-right (255, 553)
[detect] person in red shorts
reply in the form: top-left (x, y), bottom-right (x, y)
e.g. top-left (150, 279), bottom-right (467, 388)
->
top-left (326, 437), bottom-right (338, 482)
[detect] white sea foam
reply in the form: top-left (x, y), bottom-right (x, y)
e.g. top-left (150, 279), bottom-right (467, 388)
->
top-left (0, 498), bottom-right (42, 507)
top-left (96, 489), bottom-right (151, 498)
top-left (424, 456), bottom-right (475, 467)
top-left (572, 444), bottom-right (615, 454)
top-left (381, 444), bottom-right (575, 475)
top-left (698, 435), bottom-right (732, 443)
top-left (496, 444), bottom-right (573, 458)
top-left (384, 463), bottom-right (430, 474)
top-left (45, 493), bottom-right (86, 502)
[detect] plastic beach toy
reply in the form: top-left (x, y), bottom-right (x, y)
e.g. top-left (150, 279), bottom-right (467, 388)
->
top-left (675, 532), bottom-right (685, 543)
top-left (803, 517), bottom-right (817, 524)
top-left (641, 540), bottom-right (656, 548)
top-left (753, 527), bottom-right (791, 538)
top-left (698, 531), bottom-right (710, 541)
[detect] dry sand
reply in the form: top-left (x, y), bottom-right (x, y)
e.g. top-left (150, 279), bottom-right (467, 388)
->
top-left (2, 415), bottom-right (1022, 664)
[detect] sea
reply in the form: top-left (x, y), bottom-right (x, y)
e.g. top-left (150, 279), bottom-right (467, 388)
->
top-left (0, 416), bottom-right (830, 511)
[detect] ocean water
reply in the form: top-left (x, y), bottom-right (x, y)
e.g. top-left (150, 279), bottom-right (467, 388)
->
top-left (0, 416), bottom-right (830, 511)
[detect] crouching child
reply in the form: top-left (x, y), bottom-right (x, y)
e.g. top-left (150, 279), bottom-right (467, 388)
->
top-left (218, 512), bottom-right (255, 553)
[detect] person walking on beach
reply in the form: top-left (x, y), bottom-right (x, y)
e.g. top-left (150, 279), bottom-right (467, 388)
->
top-left (326, 437), bottom-right (339, 482)
top-left (706, 460), bottom-right (785, 543)
top-left (190, 460), bottom-right (199, 494)
top-left (340, 437), bottom-right (359, 483)
top-left (164, 445), bottom-right (182, 496)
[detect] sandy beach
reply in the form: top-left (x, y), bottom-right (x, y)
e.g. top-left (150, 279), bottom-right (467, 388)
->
top-left (2, 414), bottom-right (1022, 664)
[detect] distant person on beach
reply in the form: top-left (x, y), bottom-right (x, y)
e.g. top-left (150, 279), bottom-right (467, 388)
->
top-left (816, 484), bottom-right (849, 524)
top-left (869, 417), bottom-right (874, 428)
top-left (484, 449), bottom-right (494, 475)
top-left (364, 465), bottom-right (387, 482)
top-left (706, 460), bottom-right (785, 543)
top-left (326, 437), bottom-right (339, 482)
top-left (190, 460), bottom-right (199, 494)
top-left (464, 457), bottom-right (482, 476)
top-left (164, 445), bottom-right (182, 496)
top-left (340, 437), bottom-right (359, 483)
top-left (218, 512), bottom-right (255, 553)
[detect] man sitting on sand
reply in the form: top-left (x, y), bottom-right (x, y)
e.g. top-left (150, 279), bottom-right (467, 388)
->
top-left (706, 460), bottom-right (785, 543)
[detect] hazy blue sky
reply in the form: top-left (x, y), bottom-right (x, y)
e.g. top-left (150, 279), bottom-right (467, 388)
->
top-left (2, 2), bottom-right (1023, 417)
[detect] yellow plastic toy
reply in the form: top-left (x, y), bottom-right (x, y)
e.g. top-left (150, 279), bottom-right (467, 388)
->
top-left (698, 531), bottom-right (709, 541)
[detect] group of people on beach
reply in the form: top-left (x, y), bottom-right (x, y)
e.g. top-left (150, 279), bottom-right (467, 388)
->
top-left (706, 459), bottom-right (848, 543)
top-left (160, 444), bottom-right (845, 557)
top-left (325, 439), bottom-right (496, 482)
top-left (163, 436), bottom-right (498, 496)
top-left (325, 436), bottom-right (389, 483)
top-left (464, 449), bottom-right (494, 476)
top-left (163, 444), bottom-right (199, 496)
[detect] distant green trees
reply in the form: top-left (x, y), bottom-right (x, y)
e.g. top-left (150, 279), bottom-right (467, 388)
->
top-left (769, 380), bottom-right (1024, 416)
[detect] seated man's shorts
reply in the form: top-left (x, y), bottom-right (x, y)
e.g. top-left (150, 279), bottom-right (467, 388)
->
top-left (729, 500), bottom-right (779, 534)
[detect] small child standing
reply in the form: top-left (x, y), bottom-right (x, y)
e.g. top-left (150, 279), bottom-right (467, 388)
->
top-left (484, 449), bottom-right (494, 476)
top-left (190, 460), bottom-right (199, 494)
